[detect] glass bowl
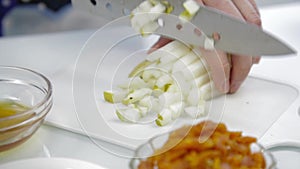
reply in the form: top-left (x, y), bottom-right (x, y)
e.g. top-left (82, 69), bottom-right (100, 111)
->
top-left (266, 142), bottom-right (300, 169)
top-left (0, 66), bottom-right (53, 152)
top-left (130, 130), bottom-right (277, 169)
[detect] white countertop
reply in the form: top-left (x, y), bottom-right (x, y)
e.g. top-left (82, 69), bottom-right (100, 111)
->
top-left (250, 3), bottom-right (300, 86)
top-left (0, 2), bottom-right (300, 169)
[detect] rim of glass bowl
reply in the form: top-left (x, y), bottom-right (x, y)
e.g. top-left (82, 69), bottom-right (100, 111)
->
top-left (130, 131), bottom-right (277, 169)
top-left (0, 66), bottom-right (53, 124)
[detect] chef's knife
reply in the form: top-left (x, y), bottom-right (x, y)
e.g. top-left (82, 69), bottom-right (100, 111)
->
top-left (71, 0), bottom-right (296, 56)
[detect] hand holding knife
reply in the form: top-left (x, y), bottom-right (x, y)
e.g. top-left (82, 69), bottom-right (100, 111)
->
top-left (72, 0), bottom-right (296, 93)
top-left (140, 0), bottom-right (296, 93)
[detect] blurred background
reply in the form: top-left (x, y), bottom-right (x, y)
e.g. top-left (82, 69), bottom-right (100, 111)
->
top-left (0, 0), bottom-right (300, 37)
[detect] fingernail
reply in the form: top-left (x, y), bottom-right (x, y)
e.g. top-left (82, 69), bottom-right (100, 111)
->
top-left (217, 80), bottom-right (229, 93)
top-left (230, 81), bottom-right (242, 93)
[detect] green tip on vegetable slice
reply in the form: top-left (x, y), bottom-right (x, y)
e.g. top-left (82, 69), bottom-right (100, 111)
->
top-left (103, 91), bottom-right (114, 103)
top-left (116, 110), bottom-right (128, 122)
top-left (122, 98), bottom-right (131, 105)
top-left (129, 60), bottom-right (153, 78)
top-left (155, 119), bottom-right (163, 126)
top-left (179, 10), bottom-right (194, 21)
top-left (163, 83), bottom-right (172, 92)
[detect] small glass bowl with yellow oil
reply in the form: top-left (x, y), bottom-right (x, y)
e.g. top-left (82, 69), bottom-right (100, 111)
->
top-left (0, 66), bottom-right (52, 152)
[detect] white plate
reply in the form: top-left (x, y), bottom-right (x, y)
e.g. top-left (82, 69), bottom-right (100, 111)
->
top-left (0, 158), bottom-right (107, 169)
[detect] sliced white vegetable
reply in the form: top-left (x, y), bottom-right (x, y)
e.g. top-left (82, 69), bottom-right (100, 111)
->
top-left (172, 51), bottom-right (199, 73)
top-left (116, 107), bottom-right (141, 123)
top-left (156, 61), bottom-right (174, 73)
top-left (140, 21), bottom-right (160, 36)
top-left (155, 74), bottom-right (173, 88)
top-left (163, 40), bottom-right (188, 51)
top-left (179, 10), bottom-right (193, 22)
top-left (182, 59), bottom-right (206, 80)
top-left (137, 106), bottom-right (149, 117)
top-left (159, 92), bottom-right (182, 108)
top-left (131, 13), bottom-right (152, 32)
top-left (179, 0), bottom-right (200, 22)
top-left (146, 78), bottom-right (156, 89)
top-left (103, 90), bottom-right (127, 103)
top-left (166, 84), bottom-right (180, 93)
top-left (129, 60), bottom-right (153, 78)
top-left (139, 0), bottom-right (153, 11)
top-left (183, 0), bottom-right (200, 16)
top-left (101, 0), bottom-right (223, 126)
top-left (156, 108), bottom-right (173, 126)
top-left (131, 0), bottom-right (152, 15)
top-left (129, 77), bottom-right (149, 89)
top-left (149, 97), bottom-right (161, 113)
top-left (151, 88), bottom-right (164, 97)
top-left (117, 81), bottom-right (129, 90)
top-left (159, 45), bottom-right (190, 64)
top-left (138, 95), bottom-right (151, 107)
top-left (141, 69), bottom-right (161, 82)
top-left (186, 87), bottom-right (201, 106)
top-left (147, 40), bottom-right (188, 62)
top-left (123, 88), bottom-right (152, 104)
top-left (204, 37), bottom-right (215, 50)
top-left (169, 102), bottom-right (185, 119)
top-left (172, 71), bottom-right (191, 97)
top-left (146, 49), bottom-right (165, 62)
top-left (118, 77), bottom-right (148, 90)
top-left (150, 2), bottom-right (166, 12)
top-left (137, 94), bottom-right (161, 112)
top-left (148, 2), bottom-right (166, 20)
top-left (193, 73), bottom-right (210, 87)
top-left (131, 0), bottom-right (171, 36)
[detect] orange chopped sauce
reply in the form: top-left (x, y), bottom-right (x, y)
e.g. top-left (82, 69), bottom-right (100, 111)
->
top-left (138, 121), bottom-right (266, 169)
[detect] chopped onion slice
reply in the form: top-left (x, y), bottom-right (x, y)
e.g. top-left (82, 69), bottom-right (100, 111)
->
top-left (103, 90), bottom-right (127, 103)
top-left (204, 37), bottom-right (215, 50)
top-left (183, 0), bottom-right (200, 16)
top-left (103, 0), bottom-right (225, 126)
top-left (116, 107), bottom-right (141, 123)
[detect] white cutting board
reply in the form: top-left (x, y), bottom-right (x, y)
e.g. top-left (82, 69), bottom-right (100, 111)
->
top-left (45, 25), bottom-right (299, 151)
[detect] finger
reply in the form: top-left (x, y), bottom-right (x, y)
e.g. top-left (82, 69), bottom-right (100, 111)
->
top-left (230, 0), bottom-right (262, 92)
top-left (203, 0), bottom-right (247, 94)
top-left (247, 0), bottom-right (260, 16)
top-left (252, 56), bottom-right (261, 64)
top-left (233, 0), bottom-right (262, 63)
top-left (201, 49), bottom-right (231, 93)
top-left (148, 37), bottom-right (172, 54)
top-left (229, 55), bottom-right (253, 93)
top-left (232, 0), bottom-right (262, 26)
top-left (203, 0), bottom-right (244, 19)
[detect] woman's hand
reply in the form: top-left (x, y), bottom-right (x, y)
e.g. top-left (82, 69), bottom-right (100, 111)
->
top-left (149, 0), bottom-right (262, 93)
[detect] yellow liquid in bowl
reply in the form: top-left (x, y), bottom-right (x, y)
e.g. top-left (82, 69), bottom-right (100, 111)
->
top-left (0, 100), bottom-right (33, 129)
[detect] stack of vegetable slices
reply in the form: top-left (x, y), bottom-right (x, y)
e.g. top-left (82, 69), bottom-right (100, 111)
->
top-left (103, 0), bottom-right (221, 126)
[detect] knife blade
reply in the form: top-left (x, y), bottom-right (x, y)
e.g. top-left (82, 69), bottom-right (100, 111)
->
top-left (191, 5), bottom-right (296, 56)
top-left (71, 0), bottom-right (296, 56)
